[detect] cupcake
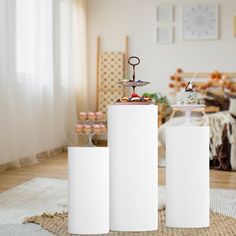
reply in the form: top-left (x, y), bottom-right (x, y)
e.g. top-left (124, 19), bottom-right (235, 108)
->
top-left (129, 97), bottom-right (142, 102)
top-left (129, 93), bottom-right (142, 102)
top-left (74, 124), bottom-right (83, 133)
top-left (95, 111), bottom-right (104, 121)
top-left (83, 124), bottom-right (92, 133)
top-left (92, 124), bottom-right (101, 133)
top-left (100, 124), bottom-right (107, 133)
top-left (142, 96), bottom-right (151, 102)
top-left (78, 112), bottom-right (87, 121)
top-left (87, 112), bottom-right (96, 121)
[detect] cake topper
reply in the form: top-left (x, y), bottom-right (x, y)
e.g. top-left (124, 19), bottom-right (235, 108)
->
top-left (185, 72), bottom-right (198, 92)
top-left (185, 81), bottom-right (194, 92)
top-left (185, 73), bottom-right (197, 92)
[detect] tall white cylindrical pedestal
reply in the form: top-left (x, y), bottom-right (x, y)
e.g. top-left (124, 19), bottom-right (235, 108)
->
top-left (166, 127), bottom-right (209, 228)
top-left (108, 105), bottom-right (158, 232)
top-left (68, 147), bottom-right (109, 234)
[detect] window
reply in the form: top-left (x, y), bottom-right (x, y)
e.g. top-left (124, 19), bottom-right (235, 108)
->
top-left (16, 0), bottom-right (53, 84)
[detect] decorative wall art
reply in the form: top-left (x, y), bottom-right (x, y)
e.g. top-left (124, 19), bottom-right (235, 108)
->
top-left (183, 3), bottom-right (219, 40)
top-left (157, 5), bottom-right (173, 23)
top-left (157, 27), bottom-right (173, 44)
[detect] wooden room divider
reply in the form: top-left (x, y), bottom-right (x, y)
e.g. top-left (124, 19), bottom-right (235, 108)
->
top-left (96, 36), bottom-right (129, 115)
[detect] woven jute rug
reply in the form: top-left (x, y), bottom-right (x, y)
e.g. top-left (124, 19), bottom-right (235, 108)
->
top-left (24, 210), bottom-right (236, 236)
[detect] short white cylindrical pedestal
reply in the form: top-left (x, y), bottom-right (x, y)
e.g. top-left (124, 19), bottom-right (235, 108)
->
top-left (108, 105), bottom-right (158, 232)
top-left (166, 127), bottom-right (209, 228)
top-left (68, 147), bottom-right (109, 234)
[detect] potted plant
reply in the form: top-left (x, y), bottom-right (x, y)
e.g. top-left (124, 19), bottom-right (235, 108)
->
top-left (142, 92), bottom-right (170, 113)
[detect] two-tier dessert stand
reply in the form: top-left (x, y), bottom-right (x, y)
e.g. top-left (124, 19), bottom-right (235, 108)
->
top-left (73, 120), bottom-right (107, 147)
top-left (117, 56), bottom-right (151, 104)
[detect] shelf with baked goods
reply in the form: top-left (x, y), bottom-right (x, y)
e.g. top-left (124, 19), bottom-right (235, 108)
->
top-left (73, 124), bottom-right (107, 147)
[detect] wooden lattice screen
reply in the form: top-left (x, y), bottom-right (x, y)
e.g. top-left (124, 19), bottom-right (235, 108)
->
top-left (97, 52), bottom-right (124, 114)
top-left (96, 36), bottom-right (128, 115)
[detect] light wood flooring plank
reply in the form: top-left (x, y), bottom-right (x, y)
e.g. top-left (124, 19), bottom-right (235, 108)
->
top-left (0, 152), bottom-right (236, 192)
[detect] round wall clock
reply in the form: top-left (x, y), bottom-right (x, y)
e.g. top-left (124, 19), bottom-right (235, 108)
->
top-left (183, 3), bottom-right (219, 40)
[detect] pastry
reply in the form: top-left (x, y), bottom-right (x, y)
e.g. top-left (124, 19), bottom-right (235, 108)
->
top-left (74, 124), bottom-right (83, 133)
top-left (142, 96), bottom-right (152, 102)
top-left (129, 93), bottom-right (142, 102)
top-left (78, 112), bottom-right (87, 121)
top-left (92, 124), bottom-right (101, 133)
top-left (100, 124), bottom-right (107, 133)
top-left (131, 93), bottom-right (140, 98)
top-left (83, 124), bottom-right (92, 133)
top-left (95, 111), bottom-right (104, 121)
top-left (116, 96), bottom-right (129, 103)
top-left (87, 112), bottom-right (96, 121)
top-left (129, 97), bottom-right (142, 102)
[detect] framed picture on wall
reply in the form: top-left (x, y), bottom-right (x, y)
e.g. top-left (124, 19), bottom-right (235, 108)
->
top-left (156, 5), bottom-right (173, 23)
top-left (183, 3), bottom-right (219, 40)
top-left (156, 26), bottom-right (173, 44)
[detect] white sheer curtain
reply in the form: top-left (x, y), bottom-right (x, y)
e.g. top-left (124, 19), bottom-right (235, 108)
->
top-left (73, 0), bottom-right (88, 112)
top-left (0, 0), bottom-right (87, 171)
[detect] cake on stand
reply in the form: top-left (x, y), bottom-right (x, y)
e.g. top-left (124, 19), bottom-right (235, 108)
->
top-left (172, 82), bottom-right (205, 126)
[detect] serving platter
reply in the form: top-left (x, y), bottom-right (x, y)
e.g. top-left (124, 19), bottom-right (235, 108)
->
top-left (117, 81), bottom-right (150, 87)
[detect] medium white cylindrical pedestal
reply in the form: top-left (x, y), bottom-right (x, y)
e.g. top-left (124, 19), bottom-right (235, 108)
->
top-left (68, 147), bottom-right (109, 234)
top-left (166, 127), bottom-right (209, 228)
top-left (108, 105), bottom-right (158, 232)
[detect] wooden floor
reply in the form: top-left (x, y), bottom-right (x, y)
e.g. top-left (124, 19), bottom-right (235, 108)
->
top-left (0, 152), bottom-right (236, 193)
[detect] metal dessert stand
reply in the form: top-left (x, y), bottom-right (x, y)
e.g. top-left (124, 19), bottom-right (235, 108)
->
top-left (117, 56), bottom-right (151, 104)
top-left (73, 132), bottom-right (106, 147)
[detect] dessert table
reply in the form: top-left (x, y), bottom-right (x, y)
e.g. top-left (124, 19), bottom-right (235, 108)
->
top-left (108, 104), bottom-right (158, 231)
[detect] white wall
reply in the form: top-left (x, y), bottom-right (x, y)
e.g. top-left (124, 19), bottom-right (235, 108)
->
top-left (87, 0), bottom-right (236, 110)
